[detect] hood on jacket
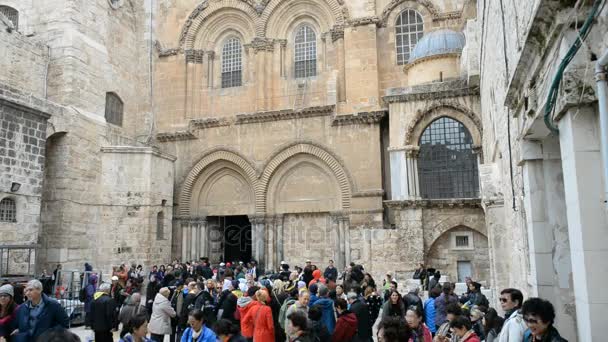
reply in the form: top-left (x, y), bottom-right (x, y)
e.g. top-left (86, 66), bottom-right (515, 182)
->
top-left (312, 269), bottom-right (321, 279)
top-left (88, 274), bottom-right (98, 286)
top-left (237, 296), bottom-right (253, 308)
top-left (154, 293), bottom-right (169, 304)
top-left (339, 311), bottom-right (358, 326)
top-left (313, 297), bottom-right (334, 309)
top-left (94, 291), bottom-right (108, 300)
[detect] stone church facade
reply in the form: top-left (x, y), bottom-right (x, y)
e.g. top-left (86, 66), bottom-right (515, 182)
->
top-left (1, 0), bottom-right (607, 339)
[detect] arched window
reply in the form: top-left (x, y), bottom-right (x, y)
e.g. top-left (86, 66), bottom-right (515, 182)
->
top-left (105, 92), bottom-right (123, 126)
top-left (294, 25), bottom-right (317, 78)
top-left (0, 198), bottom-right (16, 222)
top-left (0, 6), bottom-right (18, 30)
top-left (418, 117), bottom-right (479, 199)
top-left (156, 211), bottom-right (164, 240)
top-left (395, 9), bottom-right (424, 65)
top-left (221, 37), bottom-right (242, 88)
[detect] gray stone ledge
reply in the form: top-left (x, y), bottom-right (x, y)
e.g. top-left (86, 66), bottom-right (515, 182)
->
top-left (235, 105), bottom-right (335, 125)
top-left (100, 146), bottom-right (177, 161)
top-left (331, 110), bottom-right (386, 126)
top-left (384, 198), bottom-right (482, 209)
top-left (383, 78), bottom-right (479, 104)
top-left (156, 131), bottom-right (197, 143)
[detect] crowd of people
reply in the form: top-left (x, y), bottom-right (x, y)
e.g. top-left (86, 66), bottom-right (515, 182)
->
top-left (0, 259), bottom-right (569, 342)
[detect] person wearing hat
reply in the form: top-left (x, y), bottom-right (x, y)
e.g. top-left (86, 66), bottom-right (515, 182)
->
top-left (0, 284), bottom-right (18, 340)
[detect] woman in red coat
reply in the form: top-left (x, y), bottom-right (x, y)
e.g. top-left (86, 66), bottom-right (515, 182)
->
top-left (252, 290), bottom-right (275, 342)
top-left (331, 298), bottom-right (357, 342)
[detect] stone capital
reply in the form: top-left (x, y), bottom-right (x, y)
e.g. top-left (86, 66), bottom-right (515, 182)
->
top-left (248, 214), bottom-right (266, 225)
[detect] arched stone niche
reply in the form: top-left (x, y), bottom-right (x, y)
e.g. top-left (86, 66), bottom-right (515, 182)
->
top-left (425, 225), bottom-right (490, 283)
top-left (266, 155), bottom-right (340, 213)
top-left (191, 161), bottom-right (255, 216)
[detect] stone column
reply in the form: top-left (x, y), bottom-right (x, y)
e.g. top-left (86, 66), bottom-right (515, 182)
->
top-left (275, 215), bottom-right (284, 268)
top-left (181, 220), bottom-right (190, 262)
top-left (520, 138), bottom-right (576, 341)
top-left (206, 51), bottom-right (215, 88)
top-left (200, 219), bottom-right (209, 259)
top-left (190, 219), bottom-right (198, 262)
top-left (405, 146), bottom-right (420, 199)
top-left (249, 215), bottom-right (266, 271)
top-left (558, 107), bottom-right (608, 342)
top-left (332, 26), bottom-right (346, 103)
top-left (330, 212), bottom-right (344, 270)
top-left (340, 214), bottom-right (351, 267)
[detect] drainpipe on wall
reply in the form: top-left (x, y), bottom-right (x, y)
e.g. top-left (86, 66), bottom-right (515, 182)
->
top-left (596, 49), bottom-right (608, 207)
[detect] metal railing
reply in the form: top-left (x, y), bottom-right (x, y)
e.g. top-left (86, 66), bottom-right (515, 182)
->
top-left (53, 270), bottom-right (102, 327)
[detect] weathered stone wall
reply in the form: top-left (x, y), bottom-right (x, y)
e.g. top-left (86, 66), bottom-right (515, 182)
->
top-left (0, 96), bottom-right (48, 245)
top-left (0, 20), bottom-right (48, 97)
top-left (426, 227), bottom-right (489, 282)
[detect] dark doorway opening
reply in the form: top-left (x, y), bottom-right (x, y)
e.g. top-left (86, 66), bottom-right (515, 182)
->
top-left (216, 215), bottom-right (252, 264)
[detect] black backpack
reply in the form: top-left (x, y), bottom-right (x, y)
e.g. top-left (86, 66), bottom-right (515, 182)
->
top-left (79, 287), bottom-right (87, 302)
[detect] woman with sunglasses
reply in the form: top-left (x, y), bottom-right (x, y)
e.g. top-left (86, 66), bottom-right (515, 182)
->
top-left (521, 298), bottom-right (567, 342)
top-left (0, 284), bottom-right (18, 341)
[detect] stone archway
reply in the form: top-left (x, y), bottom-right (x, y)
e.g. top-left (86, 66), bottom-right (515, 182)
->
top-left (405, 102), bottom-right (482, 147)
top-left (178, 149), bottom-right (259, 216)
top-left (425, 225), bottom-right (490, 283)
top-left (258, 142), bottom-right (353, 213)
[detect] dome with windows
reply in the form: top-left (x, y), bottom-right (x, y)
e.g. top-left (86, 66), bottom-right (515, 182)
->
top-left (408, 29), bottom-right (465, 63)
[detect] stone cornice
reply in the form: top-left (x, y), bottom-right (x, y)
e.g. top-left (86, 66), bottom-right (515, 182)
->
top-left (384, 198), bottom-right (482, 209)
top-left (189, 117), bottom-right (231, 130)
top-left (244, 37), bottom-right (274, 53)
top-left (235, 105), bottom-right (335, 125)
top-left (504, 1), bottom-right (565, 109)
top-left (352, 190), bottom-right (385, 198)
top-left (347, 16), bottom-right (380, 27)
top-left (331, 110), bottom-right (386, 126)
top-left (156, 131), bottom-right (197, 142)
top-left (481, 197), bottom-right (505, 208)
top-left (155, 40), bottom-right (182, 57)
top-left (383, 79), bottom-right (479, 104)
top-left (0, 96), bottom-right (51, 120)
top-left (100, 146), bottom-right (177, 161)
top-left (330, 25), bottom-right (345, 42)
top-left (185, 49), bottom-right (205, 63)
top-left (173, 216), bottom-right (208, 223)
top-left (349, 208), bottom-right (384, 215)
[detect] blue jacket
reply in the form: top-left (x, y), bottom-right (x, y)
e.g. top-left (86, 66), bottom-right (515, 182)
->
top-left (14, 294), bottom-right (69, 342)
top-left (423, 297), bottom-right (436, 333)
top-left (181, 325), bottom-right (217, 342)
top-left (120, 334), bottom-right (153, 342)
top-left (312, 298), bottom-right (336, 334)
top-left (309, 294), bottom-right (319, 307)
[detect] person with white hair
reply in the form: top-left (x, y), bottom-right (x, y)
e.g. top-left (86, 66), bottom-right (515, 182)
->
top-left (148, 287), bottom-right (176, 342)
top-left (90, 282), bottom-right (118, 342)
top-left (13, 279), bottom-right (69, 342)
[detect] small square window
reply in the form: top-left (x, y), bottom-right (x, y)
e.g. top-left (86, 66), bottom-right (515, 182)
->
top-left (451, 231), bottom-right (474, 250)
top-left (455, 235), bottom-right (469, 247)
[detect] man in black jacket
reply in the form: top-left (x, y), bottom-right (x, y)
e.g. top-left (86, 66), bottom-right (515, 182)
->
top-left (347, 292), bottom-right (372, 342)
top-left (403, 287), bottom-right (423, 313)
top-left (90, 282), bottom-right (117, 342)
top-left (323, 259), bottom-right (338, 283)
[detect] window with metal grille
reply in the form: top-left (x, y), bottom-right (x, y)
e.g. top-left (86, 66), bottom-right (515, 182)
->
top-left (294, 25), bottom-right (317, 78)
top-left (0, 198), bottom-right (16, 222)
top-left (395, 9), bottom-right (423, 65)
top-left (105, 92), bottom-right (123, 126)
top-left (455, 235), bottom-right (469, 247)
top-left (156, 211), bottom-right (164, 240)
top-left (0, 6), bottom-right (18, 30)
top-left (222, 38), bottom-right (242, 88)
top-left (418, 117), bottom-right (479, 199)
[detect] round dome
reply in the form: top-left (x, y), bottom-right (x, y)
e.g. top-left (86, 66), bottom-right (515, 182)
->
top-left (408, 29), bottom-right (466, 63)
